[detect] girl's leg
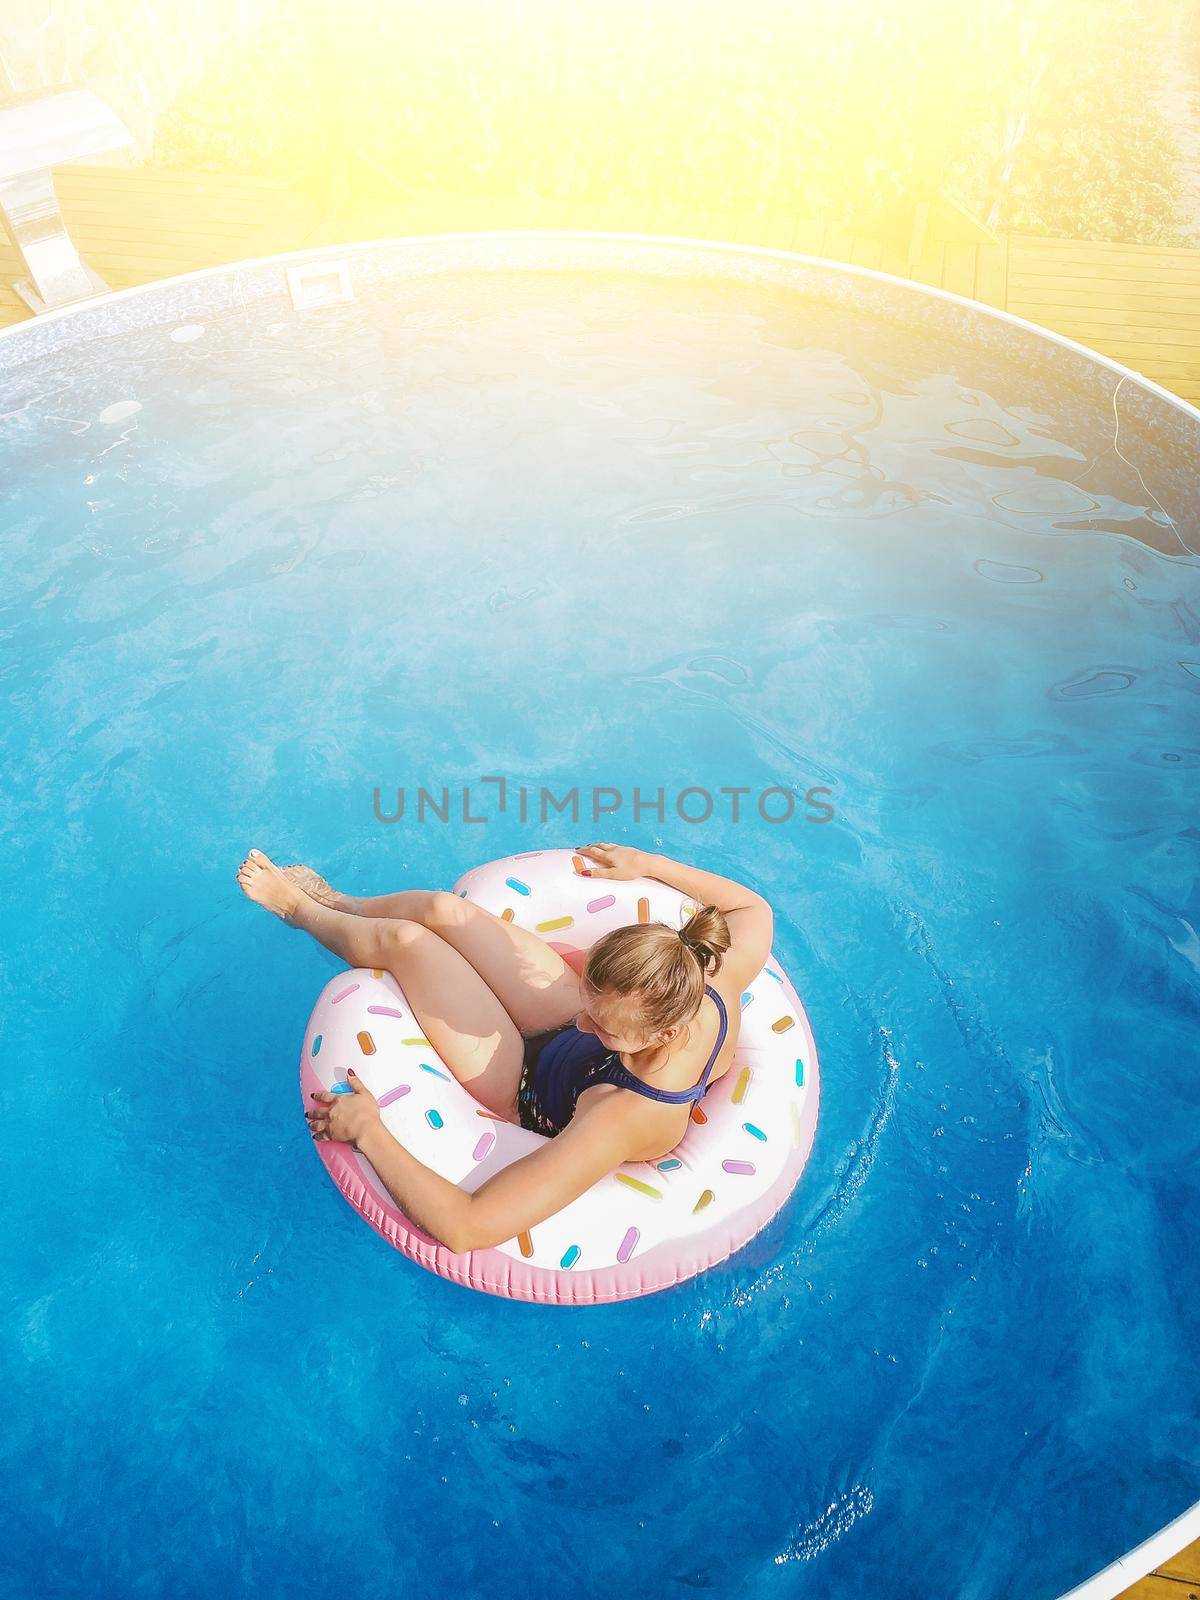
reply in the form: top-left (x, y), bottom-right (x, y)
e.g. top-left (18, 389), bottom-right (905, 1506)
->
top-left (285, 875), bottom-right (584, 1035)
top-left (238, 851), bottom-right (526, 1117)
top-left (355, 887), bottom-right (584, 1036)
top-left (274, 871), bottom-right (429, 918)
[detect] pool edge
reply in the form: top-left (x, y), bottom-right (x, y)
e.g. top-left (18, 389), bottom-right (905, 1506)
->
top-left (1053, 1493), bottom-right (1200, 1600)
top-left (0, 225), bottom-right (1196, 425)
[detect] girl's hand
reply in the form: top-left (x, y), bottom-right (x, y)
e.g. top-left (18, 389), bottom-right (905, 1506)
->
top-left (574, 843), bottom-right (648, 881)
top-left (306, 1071), bottom-right (382, 1151)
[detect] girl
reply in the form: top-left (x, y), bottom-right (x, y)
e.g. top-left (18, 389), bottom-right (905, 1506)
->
top-left (236, 842), bottom-right (774, 1254)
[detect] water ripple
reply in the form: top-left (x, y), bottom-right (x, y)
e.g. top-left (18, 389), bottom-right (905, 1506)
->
top-left (1050, 666), bottom-right (1137, 700)
top-left (930, 732), bottom-right (1074, 763)
top-left (626, 653), bottom-right (844, 789)
top-left (973, 558), bottom-right (1044, 584)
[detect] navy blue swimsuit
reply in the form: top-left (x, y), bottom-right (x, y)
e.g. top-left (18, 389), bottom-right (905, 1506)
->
top-left (517, 984), bottom-right (729, 1138)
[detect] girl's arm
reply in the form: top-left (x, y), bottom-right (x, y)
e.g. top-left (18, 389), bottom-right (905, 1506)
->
top-left (575, 844), bottom-right (774, 989)
top-left (353, 1096), bottom-right (639, 1254)
top-left (353, 1119), bottom-right (474, 1249)
top-left (635, 849), bottom-right (769, 914)
top-left (455, 1097), bottom-right (640, 1251)
top-left (309, 1075), bottom-right (475, 1249)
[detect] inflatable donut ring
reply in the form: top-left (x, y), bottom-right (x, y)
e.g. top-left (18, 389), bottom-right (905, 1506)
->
top-left (299, 848), bottom-right (821, 1304)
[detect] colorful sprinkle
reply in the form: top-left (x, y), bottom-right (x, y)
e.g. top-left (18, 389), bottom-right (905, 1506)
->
top-left (505, 877), bottom-right (531, 896)
top-left (518, 1231), bottom-right (534, 1257)
top-left (656, 1157), bottom-right (682, 1171)
top-left (693, 1189), bottom-right (715, 1213)
top-left (371, 968), bottom-right (384, 978)
top-left (681, 902), bottom-right (698, 917)
top-left (377, 1084), bottom-right (411, 1109)
top-left (402, 1037), bottom-right (431, 1047)
top-left (617, 1226), bottom-right (640, 1264)
top-left (767, 968), bottom-right (784, 982)
top-left (419, 1062), bottom-right (450, 1082)
top-left (537, 915), bottom-right (574, 932)
top-left (311, 1034), bottom-right (323, 1056)
top-left (329, 1082), bottom-right (354, 1095)
top-left (515, 852), bottom-right (544, 860)
top-left (615, 1173), bottom-right (663, 1199)
top-left (722, 1159), bottom-right (756, 1175)
top-left (366, 1005), bottom-right (405, 1019)
top-left (732, 1067), bottom-right (751, 1105)
top-left (690, 1103), bottom-right (708, 1125)
top-left (331, 984), bottom-right (359, 1004)
top-left (743, 1122), bottom-right (767, 1141)
top-left (572, 854), bottom-right (588, 874)
top-left (637, 897), bottom-right (650, 923)
top-left (501, 908), bottom-right (515, 922)
top-left (586, 893), bottom-right (616, 913)
top-left (425, 1109), bottom-right (444, 1130)
top-left (771, 1015), bottom-right (795, 1034)
top-left (472, 1131), bottom-right (496, 1162)
top-left (795, 1058), bottom-right (805, 1086)
top-left (476, 1108), bottom-right (505, 1120)
top-left (560, 1244), bottom-right (581, 1269)
top-left (356, 1031), bottom-right (376, 1056)
top-left (741, 991), bottom-right (753, 1008)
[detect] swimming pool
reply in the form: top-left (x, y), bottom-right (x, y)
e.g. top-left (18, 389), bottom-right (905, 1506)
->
top-left (2, 233), bottom-right (1197, 1600)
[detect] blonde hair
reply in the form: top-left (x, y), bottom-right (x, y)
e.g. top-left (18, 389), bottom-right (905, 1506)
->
top-left (582, 904), bottom-right (732, 1039)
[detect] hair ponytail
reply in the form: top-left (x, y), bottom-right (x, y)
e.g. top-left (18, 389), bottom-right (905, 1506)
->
top-left (677, 903), bottom-right (731, 978)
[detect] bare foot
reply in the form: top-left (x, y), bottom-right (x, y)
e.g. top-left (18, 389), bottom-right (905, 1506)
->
top-left (278, 863), bottom-right (346, 911)
top-left (237, 848), bottom-right (305, 925)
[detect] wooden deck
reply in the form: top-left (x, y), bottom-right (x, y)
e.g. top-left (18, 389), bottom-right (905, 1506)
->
top-left (1124, 1533), bottom-right (1200, 1599)
top-left (1, 162), bottom-right (1197, 1597)
top-left (2, 165), bottom-right (1199, 414)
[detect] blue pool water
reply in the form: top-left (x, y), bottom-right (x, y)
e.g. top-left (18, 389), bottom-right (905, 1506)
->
top-left (2, 261), bottom-right (1198, 1600)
